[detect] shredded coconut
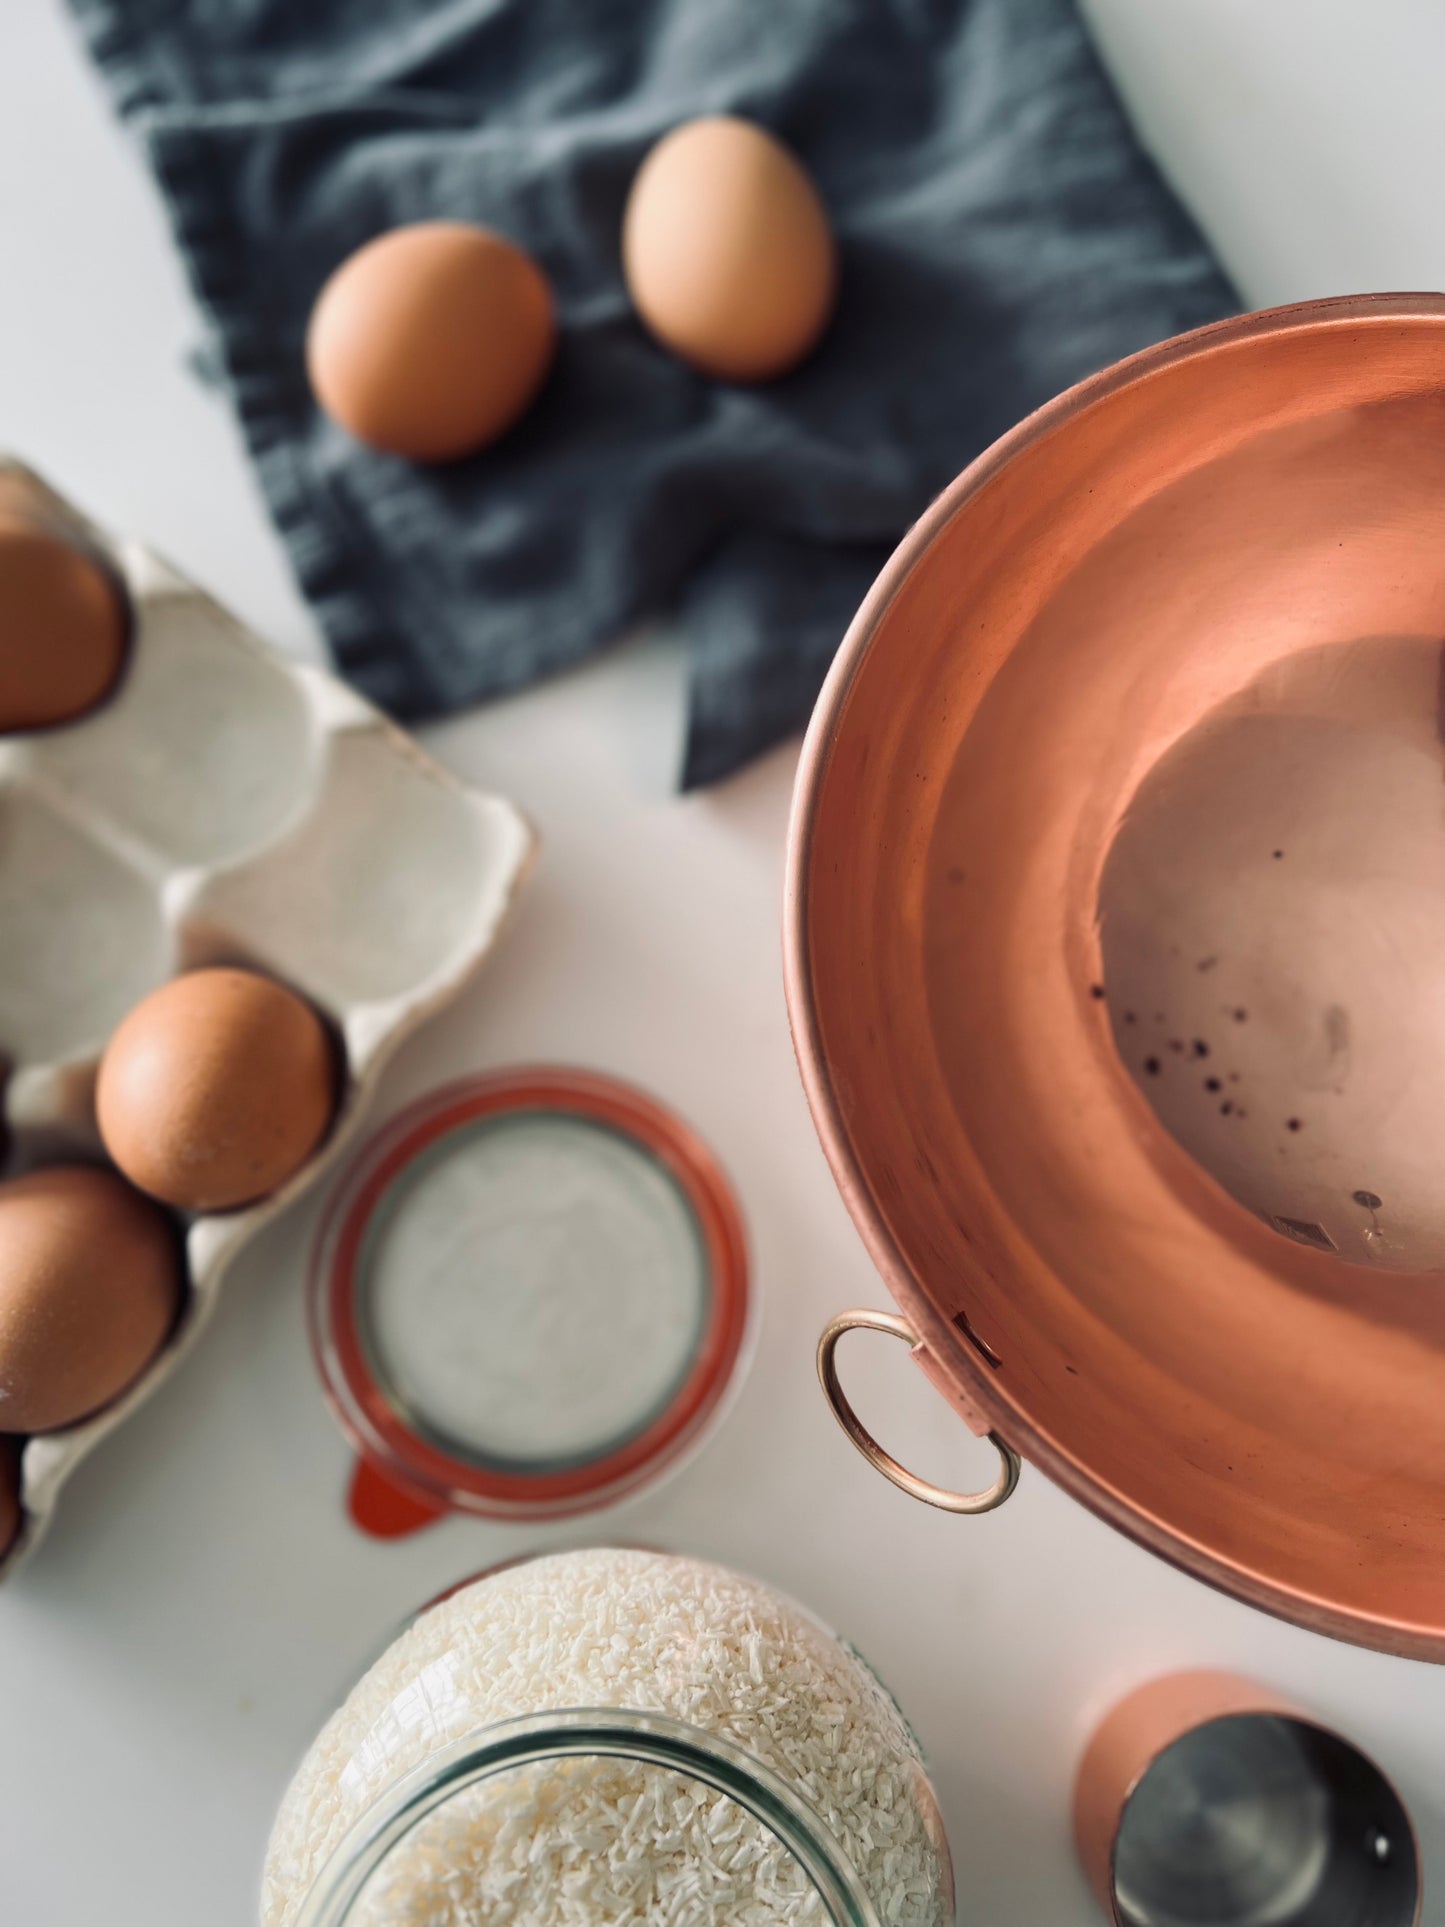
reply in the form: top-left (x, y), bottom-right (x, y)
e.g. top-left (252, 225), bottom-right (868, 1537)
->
top-left (263, 1549), bottom-right (950, 1926)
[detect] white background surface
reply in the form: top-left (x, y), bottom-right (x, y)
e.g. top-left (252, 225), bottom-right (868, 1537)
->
top-left (2, 3), bottom-right (1444, 1922)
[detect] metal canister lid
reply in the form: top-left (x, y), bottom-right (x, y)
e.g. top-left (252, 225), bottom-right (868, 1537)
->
top-left (310, 1068), bottom-right (750, 1532)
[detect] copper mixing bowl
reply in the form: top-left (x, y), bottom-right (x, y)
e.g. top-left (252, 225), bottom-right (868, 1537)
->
top-left (786, 295), bottom-right (1445, 1660)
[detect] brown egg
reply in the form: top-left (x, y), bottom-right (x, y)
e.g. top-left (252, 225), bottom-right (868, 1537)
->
top-left (0, 1436), bottom-right (22, 1559)
top-left (97, 968), bottom-right (337, 1212)
top-left (623, 116), bottom-right (837, 382)
top-left (0, 515), bottom-right (128, 732)
top-left (0, 1166), bottom-right (182, 1432)
top-left (306, 222), bottom-right (556, 460)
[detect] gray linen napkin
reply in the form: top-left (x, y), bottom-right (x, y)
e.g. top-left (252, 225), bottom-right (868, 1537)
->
top-left (70, 0), bottom-right (1235, 785)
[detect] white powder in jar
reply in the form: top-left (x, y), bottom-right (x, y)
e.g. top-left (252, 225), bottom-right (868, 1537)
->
top-left (263, 1548), bottom-right (952, 1926)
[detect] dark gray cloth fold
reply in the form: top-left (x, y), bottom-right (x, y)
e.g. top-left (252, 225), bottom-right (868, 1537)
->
top-left (69, 0), bottom-right (1236, 786)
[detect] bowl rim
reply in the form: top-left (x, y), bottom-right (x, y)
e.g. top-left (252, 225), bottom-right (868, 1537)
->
top-left (783, 292), bottom-right (1445, 1660)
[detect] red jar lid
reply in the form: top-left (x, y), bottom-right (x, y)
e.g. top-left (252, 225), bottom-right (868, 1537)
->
top-left (310, 1069), bottom-right (750, 1534)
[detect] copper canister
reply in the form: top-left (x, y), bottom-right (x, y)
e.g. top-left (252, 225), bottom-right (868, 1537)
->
top-left (1073, 1672), bottom-right (1420, 1926)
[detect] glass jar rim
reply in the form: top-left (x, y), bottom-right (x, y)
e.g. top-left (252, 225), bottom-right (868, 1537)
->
top-left (292, 1706), bottom-right (882, 1927)
top-left (308, 1069), bottom-right (753, 1526)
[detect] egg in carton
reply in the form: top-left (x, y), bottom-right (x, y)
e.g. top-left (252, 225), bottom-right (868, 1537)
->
top-left (0, 459), bottom-right (534, 1577)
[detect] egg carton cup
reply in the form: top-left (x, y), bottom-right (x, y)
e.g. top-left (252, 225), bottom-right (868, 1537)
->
top-left (0, 459), bottom-right (535, 1579)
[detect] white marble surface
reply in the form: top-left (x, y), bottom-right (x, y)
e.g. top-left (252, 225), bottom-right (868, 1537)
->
top-left (1, 4), bottom-right (1443, 1922)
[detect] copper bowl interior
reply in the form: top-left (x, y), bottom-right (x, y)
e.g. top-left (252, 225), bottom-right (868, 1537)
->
top-left (788, 298), bottom-right (1445, 1657)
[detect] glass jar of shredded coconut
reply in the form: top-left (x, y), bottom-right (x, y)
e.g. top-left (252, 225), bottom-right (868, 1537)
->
top-left (265, 1549), bottom-right (954, 1927)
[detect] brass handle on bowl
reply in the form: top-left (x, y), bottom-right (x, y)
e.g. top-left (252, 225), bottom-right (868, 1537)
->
top-left (816, 1308), bottom-right (1021, 1514)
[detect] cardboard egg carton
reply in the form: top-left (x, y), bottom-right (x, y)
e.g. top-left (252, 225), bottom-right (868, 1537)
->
top-left (0, 460), bottom-right (534, 1577)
